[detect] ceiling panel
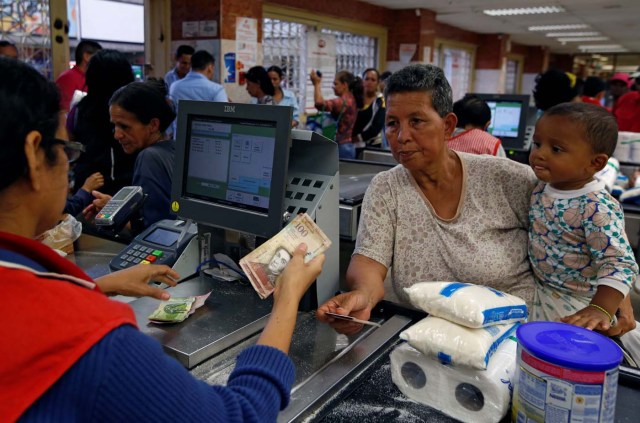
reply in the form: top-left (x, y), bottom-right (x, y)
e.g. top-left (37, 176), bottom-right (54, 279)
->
top-left (360, 0), bottom-right (639, 53)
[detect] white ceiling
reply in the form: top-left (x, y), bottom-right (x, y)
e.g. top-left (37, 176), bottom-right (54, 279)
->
top-left (360, 0), bottom-right (640, 54)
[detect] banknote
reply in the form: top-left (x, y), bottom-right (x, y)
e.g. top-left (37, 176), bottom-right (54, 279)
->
top-left (148, 292), bottom-right (212, 323)
top-left (239, 213), bottom-right (331, 299)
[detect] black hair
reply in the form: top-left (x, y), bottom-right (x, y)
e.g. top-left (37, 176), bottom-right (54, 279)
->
top-left (544, 102), bottom-right (618, 157)
top-left (75, 40), bottom-right (102, 65)
top-left (380, 71), bottom-right (392, 81)
top-left (384, 64), bottom-right (452, 117)
top-left (191, 50), bottom-right (214, 71)
top-left (336, 70), bottom-right (365, 109)
top-left (267, 65), bottom-right (284, 78)
top-left (533, 68), bottom-right (579, 111)
top-left (583, 76), bottom-right (606, 97)
top-left (362, 68), bottom-right (380, 80)
top-left (246, 66), bottom-right (275, 96)
top-left (84, 49), bottom-right (134, 102)
top-left (175, 45), bottom-right (195, 59)
top-left (453, 94), bottom-right (491, 129)
top-left (0, 57), bottom-right (61, 191)
top-left (109, 81), bottom-right (176, 133)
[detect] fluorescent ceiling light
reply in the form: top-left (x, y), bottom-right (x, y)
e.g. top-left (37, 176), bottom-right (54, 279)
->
top-left (484, 6), bottom-right (565, 16)
top-left (578, 44), bottom-right (627, 52)
top-left (529, 24), bottom-right (589, 31)
top-left (546, 32), bottom-right (600, 37)
top-left (558, 37), bottom-right (609, 42)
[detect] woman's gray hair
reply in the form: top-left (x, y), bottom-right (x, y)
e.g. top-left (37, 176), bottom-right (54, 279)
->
top-left (384, 64), bottom-right (453, 117)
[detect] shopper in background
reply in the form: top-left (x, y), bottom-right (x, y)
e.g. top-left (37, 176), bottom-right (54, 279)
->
top-left (533, 68), bottom-right (580, 113)
top-left (614, 72), bottom-right (640, 133)
top-left (449, 94), bottom-right (505, 157)
top-left (353, 68), bottom-right (385, 158)
top-left (310, 70), bottom-right (364, 159)
top-left (164, 45), bottom-right (194, 89)
top-left (67, 49), bottom-right (136, 196)
top-left (246, 66), bottom-right (275, 104)
top-left (580, 76), bottom-right (606, 107)
top-left (267, 65), bottom-right (300, 127)
top-left (608, 73), bottom-right (630, 112)
top-left (56, 40), bottom-right (102, 112)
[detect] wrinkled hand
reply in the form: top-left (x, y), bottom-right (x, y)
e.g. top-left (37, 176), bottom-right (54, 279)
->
top-left (317, 290), bottom-right (373, 335)
top-left (95, 264), bottom-right (179, 300)
top-left (82, 172), bottom-right (104, 192)
top-left (310, 69), bottom-right (321, 85)
top-left (561, 305), bottom-right (613, 332)
top-left (274, 243), bottom-right (325, 305)
top-left (82, 191), bottom-right (112, 220)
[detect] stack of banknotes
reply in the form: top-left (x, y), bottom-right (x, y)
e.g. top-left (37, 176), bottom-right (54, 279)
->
top-left (240, 213), bottom-right (331, 299)
top-left (148, 292), bottom-right (211, 323)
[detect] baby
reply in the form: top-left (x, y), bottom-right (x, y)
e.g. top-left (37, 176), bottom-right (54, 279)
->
top-left (528, 102), bottom-right (638, 337)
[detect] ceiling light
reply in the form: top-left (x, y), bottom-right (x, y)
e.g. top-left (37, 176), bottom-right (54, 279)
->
top-left (484, 6), bottom-right (565, 16)
top-left (558, 37), bottom-right (609, 43)
top-left (578, 44), bottom-right (627, 52)
top-left (529, 24), bottom-right (589, 31)
top-left (546, 32), bottom-right (600, 37)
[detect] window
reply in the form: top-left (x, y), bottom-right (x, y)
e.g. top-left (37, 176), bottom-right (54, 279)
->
top-left (320, 29), bottom-right (376, 76)
top-left (262, 18), bottom-right (306, 100)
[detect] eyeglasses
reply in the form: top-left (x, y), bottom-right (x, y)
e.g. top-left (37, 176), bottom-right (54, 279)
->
top-left (51, 139), bottom-right (85, 163)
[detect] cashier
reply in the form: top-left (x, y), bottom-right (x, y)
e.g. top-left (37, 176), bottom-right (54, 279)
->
top-left (0, 57), bottom-right (325, 421)
top-left (318, 64), bottom-right (537, 333)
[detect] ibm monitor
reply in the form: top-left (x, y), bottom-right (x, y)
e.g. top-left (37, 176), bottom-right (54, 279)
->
top-left (470, 94), bottom-right (530, 151)
top-left (171, 101), bottom-right (293, 238)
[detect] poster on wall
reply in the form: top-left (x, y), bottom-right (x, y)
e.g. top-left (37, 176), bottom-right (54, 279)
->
top-left (224, 52), bottom-right (236, 83)
top-left (399, 44), bottom-right (417, 64)
top-left (182, 21), bottom-right (199, 38)
top-left (236, 17), bottom-right (258, 85)
top-left (305, 32), bottom-right (337, 113)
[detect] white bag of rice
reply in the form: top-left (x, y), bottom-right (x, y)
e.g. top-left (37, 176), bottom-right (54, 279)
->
top-left (404, 282), bottom-right (527, 328)
top-left (399, 316), bottom-right (518, 370)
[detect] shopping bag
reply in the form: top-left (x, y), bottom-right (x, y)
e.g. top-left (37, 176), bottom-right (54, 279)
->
top-left (306, 111), bottom-right (339, 141)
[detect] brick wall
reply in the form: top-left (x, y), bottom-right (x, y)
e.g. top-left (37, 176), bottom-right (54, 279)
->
top-left (268, 0), bottom-right (387, 26)
top-left (386, 9), bottom-right (421, 61)
top-left (548, 54), bottom-right (574, 72)
top-left (220, 0), bottom-right (263, 40)
top-left (170, 0), bottom-right (220, 41)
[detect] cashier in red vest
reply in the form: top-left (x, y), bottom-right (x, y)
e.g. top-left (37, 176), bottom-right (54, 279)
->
top-left (0, 57), bottom-right (325, 421)
top-left (614, 72), bottom-right (640, 133)
top-left (55, 40), bottom-right (102, 112)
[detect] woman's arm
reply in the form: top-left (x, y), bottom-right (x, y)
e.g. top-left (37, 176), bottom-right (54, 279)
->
top-left (310, 70), bottom-right (325, 109)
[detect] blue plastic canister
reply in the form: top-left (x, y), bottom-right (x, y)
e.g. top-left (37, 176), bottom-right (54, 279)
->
top-left (512, 322), bottom-right (622, 423)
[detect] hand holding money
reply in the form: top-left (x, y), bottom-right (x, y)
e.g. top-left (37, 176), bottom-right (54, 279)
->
top-left (240, 213), bottom-right (331, 299)
top-left (148, 291), bottom-right (211, 323)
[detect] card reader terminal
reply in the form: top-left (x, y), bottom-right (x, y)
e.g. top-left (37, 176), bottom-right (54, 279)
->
top-left (95, 186), bottom-right (144, 228)
top-left (109, 219), bottom-right (197, 271)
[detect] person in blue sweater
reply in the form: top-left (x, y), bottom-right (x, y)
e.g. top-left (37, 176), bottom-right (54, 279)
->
top-left (0, 57), bottom-right (325, 422)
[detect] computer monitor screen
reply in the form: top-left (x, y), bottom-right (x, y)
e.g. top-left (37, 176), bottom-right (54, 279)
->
top-left (468, 94), bottom-right (530, 151)
top-left (172, 101), bottom-right (293, 238)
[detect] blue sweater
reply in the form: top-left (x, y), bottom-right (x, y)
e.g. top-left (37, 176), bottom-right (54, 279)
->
top-left (20, 326), bottom-right (294, 422)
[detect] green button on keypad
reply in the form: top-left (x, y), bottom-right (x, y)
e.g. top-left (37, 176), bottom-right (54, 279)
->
top-left (152, 250), bottom-right (163, 257)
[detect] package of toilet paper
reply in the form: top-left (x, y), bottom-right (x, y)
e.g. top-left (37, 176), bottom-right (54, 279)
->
top-left (399, 316), bottom-right (517, 370)
top-left (391, 336), bottom-right (517, 423)
top-left (404, 282), bottom-right (527, 328)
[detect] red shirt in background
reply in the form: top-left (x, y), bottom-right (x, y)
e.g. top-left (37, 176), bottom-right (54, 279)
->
top-left (580, 96), bottom-right (603, 107)
top-left (614, 91), bottom-right (640, 133)
top-left (448, 128), bottom-right (502, 156)
top-left (56, 66), bottom-right (86, 111)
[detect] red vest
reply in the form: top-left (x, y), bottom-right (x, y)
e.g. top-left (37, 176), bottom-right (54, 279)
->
top-left (0, 231), bottom-right (137, 422)
top-left (448, 128), bottom-right (502, 156)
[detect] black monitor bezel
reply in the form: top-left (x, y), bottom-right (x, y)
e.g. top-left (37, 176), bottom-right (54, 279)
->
top-left (468, 93), bottom-right (530, 152)
top-left (172, 101), bottom-right (292, 238)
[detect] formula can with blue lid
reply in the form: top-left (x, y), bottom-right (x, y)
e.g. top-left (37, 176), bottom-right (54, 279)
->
top-left (512, 322), bottom-right (622, 423)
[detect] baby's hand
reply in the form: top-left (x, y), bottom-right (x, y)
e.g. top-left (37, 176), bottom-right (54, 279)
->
top-left (82, 172), bottom-right (104, 192)
top-left (561, 305), bottom-right (613, 332)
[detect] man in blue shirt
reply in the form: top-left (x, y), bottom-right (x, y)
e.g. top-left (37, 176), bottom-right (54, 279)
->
top-left (164, 45), bottom-right (194, 89)
top-left (169, 50), bottom-right (228, 137)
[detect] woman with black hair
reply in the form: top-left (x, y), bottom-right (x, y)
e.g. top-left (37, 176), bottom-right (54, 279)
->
top-left (353, 68), bottom-right (386, 157)
top-left (246, 66), bottom-right (275, 104)
top-left (532, 68), bottom-right (580, 112)
top-left (310, 70), bottom-right (364, 159)
top-left (68, 49), bottom-right (136, 196)
top-left (267, 65), bottom-right (300, 127)
top-left (0, 56), bottom-right (325, 422)
top-left (107, 80), bottom-right (177, 232)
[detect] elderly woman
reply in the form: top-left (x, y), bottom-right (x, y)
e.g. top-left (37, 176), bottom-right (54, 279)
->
top-left (107, 80), bottom-right (176, 232)
top-left (0, 57), bottom-right (325, 422)
top-left (318, 64), bottom-right (538, 333)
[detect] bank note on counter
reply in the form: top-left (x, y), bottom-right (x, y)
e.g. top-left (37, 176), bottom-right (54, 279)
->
top-left (148, 292), bottom-right (211, 323)
top-left (239, 213), bottom-right (331, 299)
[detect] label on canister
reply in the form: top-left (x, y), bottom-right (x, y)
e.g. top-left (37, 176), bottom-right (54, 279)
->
top-left (512, 322), bottom-right (622, 423)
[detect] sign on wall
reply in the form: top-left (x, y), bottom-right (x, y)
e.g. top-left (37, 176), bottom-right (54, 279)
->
top-left (305, 32), bottom-right (336, 113)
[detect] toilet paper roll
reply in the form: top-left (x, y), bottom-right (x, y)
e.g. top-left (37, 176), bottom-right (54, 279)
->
top-left (391, 337), bottom-right (517, 423)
